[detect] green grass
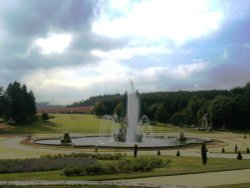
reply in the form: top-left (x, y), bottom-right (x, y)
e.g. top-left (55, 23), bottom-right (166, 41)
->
top-left (0, 156), bottom-right (250, 181)
top-left (0, 114), bottom-right (116, 134)
top-left (0, 185), bottom-right (149, 188)
top-left (0, 114), bottom-right (178, 134)
top-left (208, 183), bottom-right (250, 188)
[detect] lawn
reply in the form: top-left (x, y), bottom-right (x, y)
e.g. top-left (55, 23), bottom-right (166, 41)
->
top-left (0, 114), bottom-right (115, 134)
top-left (209, 183), bottom-right (250, 188)
top-left (0, 185), bottom-right (149, 188)
top-left (0, 156), bottom-right (250, 181)
top-left (0, 114), bottom-right (179, 134)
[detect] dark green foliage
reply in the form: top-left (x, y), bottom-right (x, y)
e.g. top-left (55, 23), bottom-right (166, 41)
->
top-left (60, 133), bottom-right (71, 144)
top-left (113, 101), bottom-right (125, 117)
top-left (134, 144), bottom-right (138, 158)
top-left (0, 157), bottom-right (96, 174)
top-left (154, 104), bottom-right (170, 123)
top-left (176, 150), bottom-right (180, 157)
top-left (63, 156), bottom-right (167, 176)
top-left (92, 100), bottom-right (106, 116)
top-left (237, 151), bottom-right (243, 160)
top-left (68, 81), bottom-right (250, 130)
top-left (201, 143), bottom-right (207, 165)
top-left (157, 149), bottom-right (161, 156)
top-left (41, 112), bottom-right (49, 121)
top-left (40, 152), bottom-right (125, 160)
top-left (247, 147), bottom-right (250, 153)
top-left (222, 147), bottom-right (225, 153)
top-left (235, 144), bottom-right (238, 153)
top-left (171, 112), bottom-right (184, 126)
top-left (2, 81), bottom-right (36, 124)
top-left (0, 87), bottom-right (4, 117)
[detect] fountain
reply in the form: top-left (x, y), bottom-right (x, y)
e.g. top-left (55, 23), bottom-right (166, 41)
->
top-left (113, 81), bottom-right (143, 143)
top-left (33, 81), bottom-right (210, 149)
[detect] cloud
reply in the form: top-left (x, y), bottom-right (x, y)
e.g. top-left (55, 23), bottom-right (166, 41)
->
top-left (21, 60), bottom-right (211, 104)
top-left (34, 32), bottom-right (72, 55)
top-left (92, 0), bottom-right (223, 45)
top-left (1, 0), bottom-right (250, 105)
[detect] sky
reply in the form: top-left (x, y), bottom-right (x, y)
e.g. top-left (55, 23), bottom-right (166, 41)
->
top-left (1, 0), bottom-right (250, 105)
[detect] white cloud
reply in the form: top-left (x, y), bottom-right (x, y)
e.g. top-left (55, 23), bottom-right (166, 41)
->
top-left (22, 60), bottom-right (210, 104)
top-left (34, 32), bottom-right (72, 55)
top-left (138, 62), bottom-right (209, 81)
top-left (93, 0), bottom-right (223, 45)
top-left (91, 46), bottom-right (172, 61)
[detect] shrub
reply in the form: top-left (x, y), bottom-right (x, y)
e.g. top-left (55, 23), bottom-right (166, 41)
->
top-left (0, 157), bottom-right (96, 174)
top-left (237, 151), bottom-right (243, 160)
top-left (41, 112), bottom-right (49, 121)
top-left (40, 152), bottom-right (125, 160)
top-left (86, 163), bottom-right (107, 175)
top-left (134, 144), bottom-right (138, 158)
top-left (247, 147), bottom-right (250, 153)
top-left (62, 156), bottom-right (167, 176)
top-left (157, 149), bottom-right (161, 156)
top-left (222, 147), bottom-right (225, 153)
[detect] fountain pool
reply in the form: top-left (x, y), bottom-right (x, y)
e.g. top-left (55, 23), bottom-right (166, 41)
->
top-left (33, 81), bottom-right (210, 149)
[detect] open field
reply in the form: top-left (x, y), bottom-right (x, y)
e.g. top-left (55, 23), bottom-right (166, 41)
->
top-left (0, 114), bottom-right (218, 134)
top-left (0, 114), bottom-right (116, 134)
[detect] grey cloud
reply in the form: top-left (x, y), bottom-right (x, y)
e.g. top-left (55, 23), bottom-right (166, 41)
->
top-left (3, 0), bottom-right (97, 37)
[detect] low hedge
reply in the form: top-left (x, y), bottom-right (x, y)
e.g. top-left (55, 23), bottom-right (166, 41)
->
top-left (63, 156), bottom-right (167, 176)
top-left (41, 152), bottom-right (125, 160)
top-left (0, 157), bottom-right (96, 174)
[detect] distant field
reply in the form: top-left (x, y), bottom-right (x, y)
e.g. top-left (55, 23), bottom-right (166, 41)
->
top-left (37, 106), bottom-right (93, 113)
top-left (0, 114), bottom-right (114, 134)
top-left (0, 114), bottom-right (180, 134)
top-left (0, 114), bottom-right (210, 135)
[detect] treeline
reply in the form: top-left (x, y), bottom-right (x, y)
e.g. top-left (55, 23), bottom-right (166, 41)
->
top-left (0, 81), bottom-right (36, 124)
top-left (72, 82), bottom-right (250, 130)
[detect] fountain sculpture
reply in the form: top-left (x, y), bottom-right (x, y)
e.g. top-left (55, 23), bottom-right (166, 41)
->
top-left (33, 81), bottom-right (209, 148)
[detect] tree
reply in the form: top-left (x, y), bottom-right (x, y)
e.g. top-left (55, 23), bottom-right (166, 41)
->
top-left (209, 95), bottom-right (238, 129)
top-left (113, 102), bottom-right (125, 117)
top-left (0, 87), bottom-right (4, 116)
top-left (154, 104), bottom-right (170, 123)
top-left (4, 81), bottom-right (36, 124)
top-left (172, 112), bottom-right (184, 126)
top-left (92, 100), bottom-right (106, 116)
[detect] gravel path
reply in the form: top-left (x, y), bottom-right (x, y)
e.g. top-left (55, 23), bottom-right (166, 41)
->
top-left (113, 169), bottom-right (250, 187)
top-left (0, 180), bottom-right (188, 188)
top-left (0, 132), bottom-right (250, 187)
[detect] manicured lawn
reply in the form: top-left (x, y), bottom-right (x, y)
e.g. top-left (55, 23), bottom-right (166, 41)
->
top-left (0, 185), bottom-right (149, 188)
top-left (0, 156), bottom-right (250, 181)
top-left (209, 183), bottom-right (250, 188)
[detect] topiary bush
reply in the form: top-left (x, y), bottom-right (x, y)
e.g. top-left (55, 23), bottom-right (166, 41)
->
top-left (237, 151), bottom-right (243, 160)
top-left (201, 143), bottom-right (207, 165)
